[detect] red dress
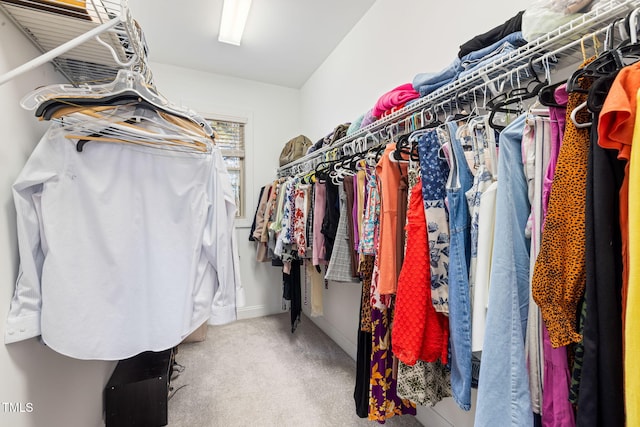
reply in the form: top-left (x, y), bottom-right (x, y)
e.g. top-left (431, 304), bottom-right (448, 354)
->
top-left (392, 177), bottom-right (449, 365)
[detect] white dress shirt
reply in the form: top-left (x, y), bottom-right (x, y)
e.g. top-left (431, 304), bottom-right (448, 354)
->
top-left (5, 123), bottom-right (244, 360)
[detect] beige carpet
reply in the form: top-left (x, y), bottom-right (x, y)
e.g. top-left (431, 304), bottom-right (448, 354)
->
top-left (168, 312), bottom-right (423, 427)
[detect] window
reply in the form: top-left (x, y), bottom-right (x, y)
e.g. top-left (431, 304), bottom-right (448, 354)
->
top-left (209, 118), bottom-right (245, 218)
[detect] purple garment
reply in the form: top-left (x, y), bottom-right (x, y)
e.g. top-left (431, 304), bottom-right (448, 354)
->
top-left (541, 86), bottom-right (575, 427)
top-left (369, 305), bottom-right (416, 422)
top-left (542, 325), bottom-right (575, 427)
top-left (353, 175), bottom-right (360, 252)
top-left (360, 109), bottom-right (377, 129)
top-left (543, 84), bottom-right (568, 220)
top-left (312, 182), bottom-right (328, 266)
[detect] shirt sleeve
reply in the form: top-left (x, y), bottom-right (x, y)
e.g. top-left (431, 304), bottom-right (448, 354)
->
top-left (5, 129), bottom-right (65, 344)
top-left (205, 150), bottom-right (244, 325)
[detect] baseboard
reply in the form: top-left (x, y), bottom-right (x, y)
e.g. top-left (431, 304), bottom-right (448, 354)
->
top-left (237, 304), bottom-right (282, 320)
top-left (416, 406), bottom-right (454, 427)
top-left (304, 314), bottom-right (358, 360)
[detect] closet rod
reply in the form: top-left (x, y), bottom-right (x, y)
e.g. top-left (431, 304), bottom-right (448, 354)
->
top-left (276, 0), bottom-right (640, 178)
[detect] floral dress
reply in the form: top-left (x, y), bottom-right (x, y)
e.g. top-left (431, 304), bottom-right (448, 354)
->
top-left (368, 160), bottom-right (416, 422)
top-left (417, 129), bottom-right (451, 314)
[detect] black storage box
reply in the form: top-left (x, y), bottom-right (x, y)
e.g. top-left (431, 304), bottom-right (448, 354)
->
top-left (104, 349), bottom-right (173, 427)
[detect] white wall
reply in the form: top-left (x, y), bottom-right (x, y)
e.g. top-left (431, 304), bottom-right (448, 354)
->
top-left (0, 10), bottom-right (116, 427)
top-left (299, 0), bottom-right (531, 425)
top-left (301, 0), bottom-right (531, 141)
top-left (148, 61), bottom-right (301, 319)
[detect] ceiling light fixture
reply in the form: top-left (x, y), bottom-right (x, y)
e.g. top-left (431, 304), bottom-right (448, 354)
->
top-left (218, 0), bottom-right (252, 46)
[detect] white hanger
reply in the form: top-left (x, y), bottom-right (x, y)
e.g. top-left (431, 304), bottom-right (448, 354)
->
top-left (570, 101), bottom-right (592, 128)
top-left (21, 69), bottom-right (214, 137)
top-left (50, 105), bottom-right (213, 153)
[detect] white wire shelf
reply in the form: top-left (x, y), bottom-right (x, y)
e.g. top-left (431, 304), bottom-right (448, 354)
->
top-left (277, 0), bottom-right (640, 177)
top-left (0, 0), bottom-right (149, 85)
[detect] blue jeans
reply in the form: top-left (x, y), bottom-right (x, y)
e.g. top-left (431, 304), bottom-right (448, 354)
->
top-left (413, 32), bottom-right (527, 96)
top-left (474, 114), bottom-right (533, 426)
top-left (459, 31), bottom-right (526, 69)
top-left (445, 121), bottom-right (474, 410)
top-left (412, 58), bottom-right (461, 97)
top-left (458, 43), bottom-right (518, 80)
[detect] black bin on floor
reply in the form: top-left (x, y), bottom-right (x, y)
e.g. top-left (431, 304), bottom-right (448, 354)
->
top-left (104, 349), bottom-right (173, 427)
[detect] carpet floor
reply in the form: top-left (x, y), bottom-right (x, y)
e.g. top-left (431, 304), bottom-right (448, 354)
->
top-left (168, 312), bottom-right (423, 427)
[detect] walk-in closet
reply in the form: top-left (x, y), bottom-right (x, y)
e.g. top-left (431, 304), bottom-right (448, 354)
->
top-left (1, 0), bottom-right (638, 426)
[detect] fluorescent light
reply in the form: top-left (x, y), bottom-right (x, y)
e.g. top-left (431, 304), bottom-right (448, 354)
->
top-left (218, 0), bottom-right (252, 46)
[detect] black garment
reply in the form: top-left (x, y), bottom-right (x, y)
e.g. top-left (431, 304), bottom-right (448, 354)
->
top-left (576, 116), bottom-right (625, 426)
top-left (321, 179), bottom-right (340, 262)
top-left (306, 123), bottom-right (352, 155)
top-left (306, 183), bottom-right (315, 255)
top-left (248, 186), bottom-right (266, 241)
top-left (282, 261), bottom-right (302, 333)
top-left (308, 137), bottom-right (325, 154)
top-left (534, 413), bottom-right (542, 427)
top-left (354, 298), bottom-right (373, 418)
top-left (458, 11), bottom-right (524, 58)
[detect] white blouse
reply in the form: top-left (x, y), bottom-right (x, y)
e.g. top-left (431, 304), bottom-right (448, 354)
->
top-left (5, 124), bottom-right (244, 360)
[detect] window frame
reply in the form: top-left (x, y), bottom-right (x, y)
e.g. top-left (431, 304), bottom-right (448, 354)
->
top-left (204, 113), bottom-right (248, 221)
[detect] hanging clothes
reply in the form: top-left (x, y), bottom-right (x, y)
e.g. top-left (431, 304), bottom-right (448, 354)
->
top-left (392, 176), bottom-right (449, 366)
top-left (322, 179), bottom-right (340, 262)
top-left (598, 61), bottom-right (640, 326)
top-left (376, 143), bottom-right (407, 295)
top-left (537, 83), bottom-right (575, 427)
top-left (282, 261), bottom-right (302, 333)
top-left (397, 360), bottom-right (452, 407)
top-left (575, 75), bottom-right (625, 427)
top-left (354, 256), bottom-right (375, 418)
top-left (444, 120), bottom-right (474, 411)
top-left (249, 185), bottom-right (266, 241)
top-left (360, 164), bottom-right (380, 257)
top-left (522, 111), bottom-right (549, 417)
top-left (6, 124), bottom-right (243, 360)
top-left (395, 163), bottom-right (452, 408)
top-left (474, 114), bottom-right (532, 426)
top-left (305, 260), bottom-right (324, 317)
top-left (325, 183), bottom-right (359, 283)
top-left (274, 178), bottom-right (296, 257)
top-left (312, 182), bottom-right (328, 266)
top-left (343, 175), bottom-right (359, 277)
top-left (292, 182), bottom-right (310, 258)
top-left (368, 301), bottom-right (417, 423)
top-left (624, 86), bottom-right (640, 427)
top-left (469, 119), bottom-right (499, 353)
top-left (416, 128), bottom-right (451, 314)
top-left (596, 63), bottom-right (640, 427)
top-left (252, 183), bottom-right (273, 261)
top-left (356, 168), bottom-right (367, 265)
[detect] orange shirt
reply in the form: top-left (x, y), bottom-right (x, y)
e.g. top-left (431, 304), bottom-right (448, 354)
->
top-left (598, 61), bottom-right (640, 162)
top-left (376, 143), bottom-right (407, 295)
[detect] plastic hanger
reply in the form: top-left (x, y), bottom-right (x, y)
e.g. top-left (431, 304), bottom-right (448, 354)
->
top-left (22, 69), bottom-right (214, 137)
top-left (487, 55), bottom-right (547, 130)
top-left (538, 80), bottom-right (567, 108)
top-left (51, 105), bottom-right (213, 153)
top-left (570, 101), bottom-right (592, 128)
top-left (567, 14), bottom-right (640, 93)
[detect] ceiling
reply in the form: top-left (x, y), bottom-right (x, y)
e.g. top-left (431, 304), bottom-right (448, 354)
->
top-left (128, 0), bottom-right (376, 89)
